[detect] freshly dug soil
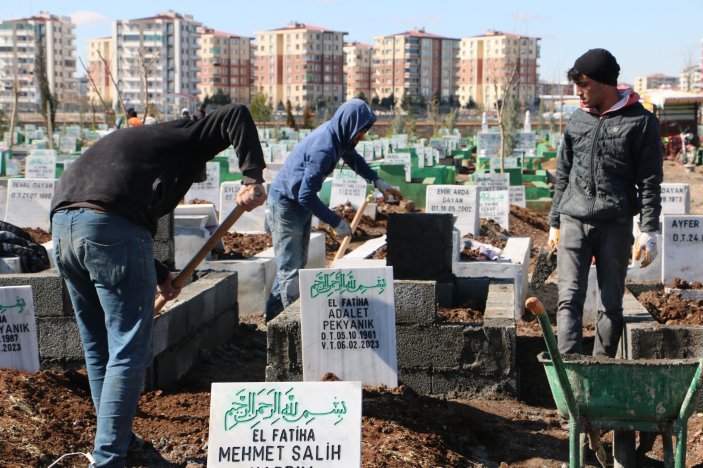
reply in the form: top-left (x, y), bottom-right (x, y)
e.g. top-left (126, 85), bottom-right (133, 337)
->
top-left (436, 306), bottom-right (484, 324)
top-left (636, 289), bottom-right (703, 325)
top-left (460, 234), bottom-right (508, 261)
top-left (23, 227), bottom-right (52, 244)
top-left (672, 278), bottom-right (703, 290)
top-left (211, 232), bottom-right (272, 259)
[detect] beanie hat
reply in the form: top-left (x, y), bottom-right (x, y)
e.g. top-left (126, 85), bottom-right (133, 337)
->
top-left (573, 48), bottom-right (620, 86)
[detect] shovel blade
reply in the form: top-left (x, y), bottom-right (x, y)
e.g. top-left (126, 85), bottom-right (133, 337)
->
top-left (530, 247), bottom-right (558, 290)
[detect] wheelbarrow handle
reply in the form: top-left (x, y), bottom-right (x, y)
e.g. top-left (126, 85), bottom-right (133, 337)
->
top-left (525, 297), bottom-right (579, 420)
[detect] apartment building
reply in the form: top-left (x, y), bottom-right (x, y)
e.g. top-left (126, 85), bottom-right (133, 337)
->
top-left (86, 37), bottom-right (112, 106)
top-left (634, 73), bottom-right (679, 93)
top-left (0, 11), bottom-right (76, 112)
top-left (457, 30), bottom-right (540, 109)
top-left (343, 42), bottom-right (373, 101)
top-left (254, 22), bottom-right (346, 109)
top-left (373, 28), bottom-right (459, 104)
top-left (113, 10), bottom-right (201, 115)
top-left (680, 65), bottom-right (702, 93)
top-left (198, 27), bottom-right (252, 104)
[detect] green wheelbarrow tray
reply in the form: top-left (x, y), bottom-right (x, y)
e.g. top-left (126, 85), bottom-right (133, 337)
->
top-left (539, 352), bottom-right (701, 425)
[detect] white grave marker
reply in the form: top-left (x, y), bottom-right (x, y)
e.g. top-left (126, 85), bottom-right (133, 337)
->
top-left (0, 286), bottom-right (39, 372)
top-left (474, 172), bottom-right (510, 191)
top-left (219, 182), bottom-right (268, 233)
top-left (509, 185), bottom-right (526, 208)
top-left (208, 381), bottom-right (361, 468)
top-left (425, 185), bottom-right (479, 235)
top-left (5, 179), bottom-right (55, 230)
top-left (185, 162), bottom-right (220, 209)
top-left (660, 183), bottom-right (690, 215)
top-left (300, 267), bottom-right (397, 387)
top-left (329, 169), bottom-right (368, 209)
top-left (25, 153), bottom-right (56, 179)
top-left (382, 153), bottom-right (411, 182)
top-left (662, 215), bottom-right (703, 284)
top-left (479, 189), bottom-right (510, 230)
top-left (477, 132), bottom-right (500, 156)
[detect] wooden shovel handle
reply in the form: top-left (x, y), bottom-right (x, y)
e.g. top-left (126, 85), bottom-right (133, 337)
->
top-left (524, 296), bottom-right (546, 317)
top-left (333, 199), bottom-right (369, 261)
top-left (154, 185), bottom-right (264, 314)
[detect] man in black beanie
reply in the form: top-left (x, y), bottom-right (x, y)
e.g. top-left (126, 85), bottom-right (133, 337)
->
top-left (547, 48), bottom-right (663, 358)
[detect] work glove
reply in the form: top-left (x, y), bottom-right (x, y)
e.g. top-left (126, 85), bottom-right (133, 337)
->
top-left (333, 219), bottom-right (352, 241)
top-left (373, 178), bottom-right (403, 200)
top-left (634, 231), bottom-right (658, 268)
top-left (548, 227), bottom-right (560, 251)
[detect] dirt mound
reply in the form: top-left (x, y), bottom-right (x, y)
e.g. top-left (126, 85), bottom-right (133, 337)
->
top-left (672, 278), bottom-right (703, 290)
top-left (23, 227), bottom-right (52, 244)
top-left (436, 306), bottom-right (484, 324)
top-left (212, 232), bottom-right (272, 259)
top-left (636, 290), bottom-right (703, 325)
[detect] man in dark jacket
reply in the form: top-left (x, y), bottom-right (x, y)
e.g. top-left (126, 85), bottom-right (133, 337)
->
top-left (50, 104), bottom-right (266, 467)
top-left (265, 99), bottom-right (400, 321)
top-left (548, 49), bottom-right (663, 357)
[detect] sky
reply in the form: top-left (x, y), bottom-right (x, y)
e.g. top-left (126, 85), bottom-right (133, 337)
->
top-left (2, 0), bottom-right (702, 85)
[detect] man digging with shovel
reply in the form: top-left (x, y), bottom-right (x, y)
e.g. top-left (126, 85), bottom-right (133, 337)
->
top-left (50, 103), bottom-right (267, 467)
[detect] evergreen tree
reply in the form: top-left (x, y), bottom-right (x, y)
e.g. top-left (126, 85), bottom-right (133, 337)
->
top-left (285, 100), bottom-right (297, 130)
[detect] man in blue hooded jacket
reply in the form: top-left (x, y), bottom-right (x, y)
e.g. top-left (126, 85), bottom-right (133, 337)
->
top-left (265, 99), bottom-right (401, 321)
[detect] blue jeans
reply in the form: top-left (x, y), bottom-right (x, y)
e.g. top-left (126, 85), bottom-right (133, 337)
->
top-left (265, 199), bottom-right (312, 321)
top-left (52, 208), bottom-right (155, 467)
top-left (556, 214), bottom-right (633, 357)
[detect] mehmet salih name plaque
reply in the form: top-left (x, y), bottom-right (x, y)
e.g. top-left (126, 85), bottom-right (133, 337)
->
top-left (207, 381), bottom-right (361, 467)
top-left (299, 267), bottom-right (397, 388)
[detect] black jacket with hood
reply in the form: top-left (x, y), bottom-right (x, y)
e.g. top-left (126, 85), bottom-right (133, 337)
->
top-left (548, 89), bottom-right (663, 233)
top-left (51, 104), bottom-right (266, 236)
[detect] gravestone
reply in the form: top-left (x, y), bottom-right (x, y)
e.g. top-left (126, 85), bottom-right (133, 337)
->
top-left (59, 136), bottom-right (77, 153)
top-left (5, 179), bottom-right (55, 231)
top-left (660, 183), bottom-right (690, 215)
top-left (662, 215), bottom-right (703, 284)
top-left (329, 169), bottom-right (368, 209)
top-left (0, 285), bottom-right (39, 372)
top-left (387, 213), bottom-right (453, 281)
top-left (479, 190), bottom-right (510, 230)
top-left (219, 182), bottom-right (268, 233)
top-left (477, 132), bottom-right (500, 156)
top-left (300, 267), bottom-right (397, 387)
top-left (514, 132), bottom-right (537, 151)
top-left (208, 381), bottom-right (361, 467)
top-left (474, 172), bottom-right (510, 191)
top-left (25, 153), bottom-right (57, 179)
top-left (382, 153), bottom-right (411, 182)
top-left (425, 185), bottom-right (479, 235)
top-left (509, 185), bottom-right (526, 208)
top-left (185, 162), bottom-right (220, 209)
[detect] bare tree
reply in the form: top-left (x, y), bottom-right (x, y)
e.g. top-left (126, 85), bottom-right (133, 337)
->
top-left (35, 35), bottom-right (58, 149)
top-left (8, 73), bottom-right (19, 150)
top-left (137, 47), bottom-right (159, 123)
top-left (489, 59), bottom-right (520, 173)
top-left (97, 49), bottom-right (127, 120)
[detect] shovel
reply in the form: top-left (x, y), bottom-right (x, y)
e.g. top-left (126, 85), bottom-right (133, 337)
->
top-left (333, 199), bottom-right (369, 262)
top-left (529, 247), bottom-right (558, 291)
top-left (154, 185), bottom-right (264, 314)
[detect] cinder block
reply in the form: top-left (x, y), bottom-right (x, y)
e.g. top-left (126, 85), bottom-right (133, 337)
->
top-left (396, 324), bottom-right (467, 368)
top-left (0, 269), bottom-right (72, 318)
top-left (265, 300), bottom-right (303, 382)
top-left (394, 280), bottom-right (436, 325)
top-left (37, 317), bottom-right (84, 361)
top-left (397, 367), bottom-right (432, 394)
top-left (485, 282), bottom-right (515, 320)
top-left (432, 367), bottom-right (515, 398)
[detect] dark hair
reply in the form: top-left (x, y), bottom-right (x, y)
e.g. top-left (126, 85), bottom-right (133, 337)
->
top-left (126, 108), bottom-right (137, 118)
top-left (567, 67), bottom-right (582, 83)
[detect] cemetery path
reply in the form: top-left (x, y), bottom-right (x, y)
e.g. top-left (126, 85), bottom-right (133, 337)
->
top-left (3, 315), bottom-right (703, 467)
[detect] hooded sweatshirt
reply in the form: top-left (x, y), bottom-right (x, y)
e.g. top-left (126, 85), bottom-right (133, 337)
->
top-left (268, 99), bottom-right (379, 227)
top-left (51, 104), bottom-right (266, 236)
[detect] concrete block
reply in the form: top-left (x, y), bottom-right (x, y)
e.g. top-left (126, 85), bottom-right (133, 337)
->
top-left (397, 367), bottom-right (432, 394)
top-left (265, 300), bottom-right (303, 382)
top-left (436, 281), bottom-right (454, 307)
top-left (0, 269), bottom-right (72, 318)
top-left (200, 232), bottom-right (323, 317)
top-left (341, 235), bottom-right (386, 259)
top-left (37, 317), bottom-right (84, 361)
top-left (174, 224), bottom-right (211, 270)
top-left (333, 258), bottom-right (386, 269)
top-left (387, 213), bottom-right (454, 281)
top-left (485, 282), bottom-right (515, 320)
top-left (394, 280), bottom-right (436, 325)
top-left (396, 324), bottom-right (467, 368)
top-left (453, 237), bottom-right (530, 319)
top-left (0, 256), bottom-right (22, 273)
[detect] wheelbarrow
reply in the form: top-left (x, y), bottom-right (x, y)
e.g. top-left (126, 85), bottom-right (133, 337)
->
top-left (525, 297), bottom-right (703, 468)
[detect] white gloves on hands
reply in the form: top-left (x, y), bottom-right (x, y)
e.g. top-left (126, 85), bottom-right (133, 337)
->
top-left (334, 219), bottom-right (352, 240)
top-left (634, 231), bottom-right (658, 268)
top-left (548, 227), bottom-right (560, 251)
top-left (373, 178), bottom-right (403, 200)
